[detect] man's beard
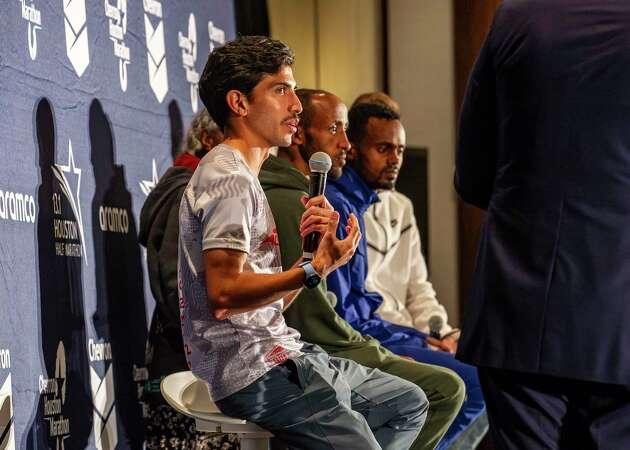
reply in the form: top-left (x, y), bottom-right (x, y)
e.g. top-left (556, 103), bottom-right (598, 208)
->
top-left (353, 154), bottom-right (397, 190)
top-left (299, 137), bottom-right (344, 179)
top-left (376, 169), bottom-right (398, 190)
top-left (329, 165), bottom-right (343, 180)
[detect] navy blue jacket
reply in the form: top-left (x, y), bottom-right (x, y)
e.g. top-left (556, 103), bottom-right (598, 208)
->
top-left (456, 0), bottom-right (630, 385)
top-left (326, 167), bottom-right (427, 348)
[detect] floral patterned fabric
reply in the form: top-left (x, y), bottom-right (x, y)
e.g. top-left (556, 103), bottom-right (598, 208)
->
top-left (144, 402), bottom-right (239, 450)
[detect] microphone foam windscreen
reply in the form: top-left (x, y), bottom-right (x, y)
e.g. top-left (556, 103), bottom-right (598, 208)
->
top-left (428, 315), bottom-right (444, 334)
top-left (309, 152), bottom-right (332, 173)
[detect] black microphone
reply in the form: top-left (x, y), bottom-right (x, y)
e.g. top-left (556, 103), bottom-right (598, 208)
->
top-left (428, 315), bottom-right (444, 339)
top-left (303, 152), bottom-right (332, 260)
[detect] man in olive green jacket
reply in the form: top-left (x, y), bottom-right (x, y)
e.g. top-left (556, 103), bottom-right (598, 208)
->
top-left (259, 88), bottom-right (464, 450)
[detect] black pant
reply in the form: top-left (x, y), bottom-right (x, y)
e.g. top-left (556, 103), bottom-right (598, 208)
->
top-left (478, 367), bottom-right (630, 450)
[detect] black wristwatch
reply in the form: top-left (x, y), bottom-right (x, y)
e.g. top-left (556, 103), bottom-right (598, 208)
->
top-left (299, 260), bottom-right (321, 289)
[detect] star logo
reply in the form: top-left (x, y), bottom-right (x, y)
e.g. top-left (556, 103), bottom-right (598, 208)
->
top-left (53, 140), bottom-right (88, 264)
top-left (139, 159), bottom-right (159, 196)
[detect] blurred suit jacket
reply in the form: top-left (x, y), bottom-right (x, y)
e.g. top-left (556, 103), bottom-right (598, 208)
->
top-left (455, 0), bottom-right (630, 385)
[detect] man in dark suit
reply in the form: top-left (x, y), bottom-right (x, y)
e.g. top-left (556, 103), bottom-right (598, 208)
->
top-left (455, 1), bottom-right (630, 449)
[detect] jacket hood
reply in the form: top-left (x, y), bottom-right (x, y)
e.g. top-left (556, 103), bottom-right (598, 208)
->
top-left (139, 166), bottom-right (192, 246)
top-left (259, 155), bottom-right (309, 192)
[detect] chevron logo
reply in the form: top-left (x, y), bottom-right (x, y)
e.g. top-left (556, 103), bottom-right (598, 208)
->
top-left (143, 0), bottom-right (168, 103)
top-left (0, 374), bottom-right (15, 450)
top-left (90, 365), bottom-right (118, 450)
top-left (62, 0), bottom-right (90, 77)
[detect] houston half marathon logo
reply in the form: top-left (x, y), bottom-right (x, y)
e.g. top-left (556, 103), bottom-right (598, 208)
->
top-left (104, 0), bottom-right (130, 92)
top-left (52, 140), bottom-right (87, 264)
top-left (17, 0), bottom-right (42, 60)
top-left (88, 340), bottom-right (117, 450)
top-left (39, 342), bottom-right (70, 449)
top-left (0, 349), bottom-right (15, 450)
top-left (143, 0), bottom-right (168, 103)
top-left (62, 0), bottom-right (90, 77)
top-left (179, 14), bottom-right (200, 113)
top-left (207, 20), bottom-right (226, 53)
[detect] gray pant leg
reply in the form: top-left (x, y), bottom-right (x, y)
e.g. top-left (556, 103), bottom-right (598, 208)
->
top-left (328, 355), bottom-right (428, 450)
top-left (216, 358), bottom-right (382, 450)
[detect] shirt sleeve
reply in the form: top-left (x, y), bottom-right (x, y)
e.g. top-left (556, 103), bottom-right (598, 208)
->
top-left (195, 172), bottom-right (254, 254)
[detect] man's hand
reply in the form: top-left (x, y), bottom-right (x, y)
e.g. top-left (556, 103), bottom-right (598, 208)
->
top-left (299, 195), bottom-right (336, 238)
top-left (440, 335), bottom-right (458, 354)
top-left (426, 334), bottom-right (459, 354)
top-left (311, 211), bottom-right (361, 277)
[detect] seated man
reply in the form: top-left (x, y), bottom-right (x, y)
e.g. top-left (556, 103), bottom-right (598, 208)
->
top-left (325, 101), bottom-right (486, 449)
top-left (178, 36), bottom-right (427, 450)
top-left (358, 92), bottom-right (488, 448)
top-left (260, 88), bottom-right (464, 450)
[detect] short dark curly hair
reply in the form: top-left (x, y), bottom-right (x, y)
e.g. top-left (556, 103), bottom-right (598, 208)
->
top-left (347, 102), bottom-right (400, 145)
top-left (199, 36), bottom-right (295, 130)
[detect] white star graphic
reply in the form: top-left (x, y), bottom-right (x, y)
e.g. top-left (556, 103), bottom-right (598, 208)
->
top-left (139, 159), bottom-right (159, 196)
top-left (53, 140), bottom-right (88, 264)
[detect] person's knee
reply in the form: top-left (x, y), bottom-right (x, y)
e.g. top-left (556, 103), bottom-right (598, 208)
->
top-left (439, 368), bottom-right (466, 412)
top-left (399, 382), bottom-right (429, 429)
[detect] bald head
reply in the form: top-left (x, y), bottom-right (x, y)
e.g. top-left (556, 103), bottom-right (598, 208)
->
top-left (297, 89), bottom-right (336, 128)
top-left (290, 89), bottom-right (350, 179)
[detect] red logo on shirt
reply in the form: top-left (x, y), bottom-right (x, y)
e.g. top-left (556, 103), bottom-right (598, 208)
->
top-left (265, 345), bottom-right (289, 365)
top-left (262, 228), bottom-right (280, 247)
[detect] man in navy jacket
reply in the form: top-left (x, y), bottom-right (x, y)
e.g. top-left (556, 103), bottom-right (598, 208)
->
top-left (456, 1), bottom-right (630, 448)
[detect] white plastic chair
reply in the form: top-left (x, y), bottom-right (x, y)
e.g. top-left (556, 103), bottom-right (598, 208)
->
top-left (160, 371), bottom-right (274, 450)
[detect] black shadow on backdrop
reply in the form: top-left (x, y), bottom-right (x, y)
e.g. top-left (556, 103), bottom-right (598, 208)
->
top-left (168, 100), bottom-right (183, 161)
top-left (27, 98), bottom-right (92, 449)
top-left (90, 99), bottom-right (147, 449)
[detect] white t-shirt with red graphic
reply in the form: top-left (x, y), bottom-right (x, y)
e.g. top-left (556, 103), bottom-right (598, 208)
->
top-left (178, 144), bottom-right (303, 401)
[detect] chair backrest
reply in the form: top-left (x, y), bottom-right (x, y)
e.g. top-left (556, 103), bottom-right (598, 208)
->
top-left (161, 370), bottom-right (273, 435)
top-left (181, 374), bottom-right (220, 414)
top-left (161, 371), bottom-right (219, 416)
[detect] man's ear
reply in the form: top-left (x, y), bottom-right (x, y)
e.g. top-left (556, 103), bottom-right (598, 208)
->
top-left (225, 89), bottom-right (249, 118)
top-left (292, 126), bottom-right (305, 146)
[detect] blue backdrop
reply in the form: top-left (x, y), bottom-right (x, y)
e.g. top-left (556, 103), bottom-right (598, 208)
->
top-left (0, 1), bottom-right (235, 448)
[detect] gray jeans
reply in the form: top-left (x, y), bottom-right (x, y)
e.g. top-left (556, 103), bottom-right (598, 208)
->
top-left (216, 344), bottom-right (428, 450)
